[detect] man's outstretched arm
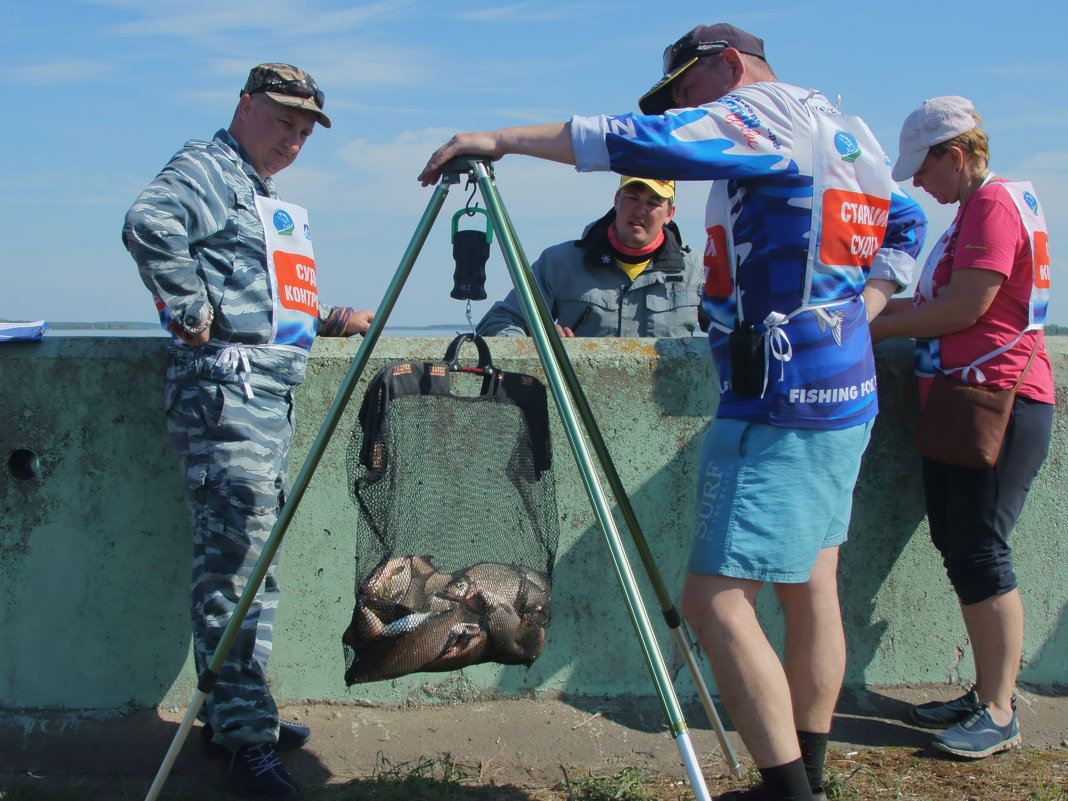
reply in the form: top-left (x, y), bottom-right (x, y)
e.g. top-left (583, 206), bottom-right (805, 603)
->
top-left (418, 123), bottom-right (574, 186)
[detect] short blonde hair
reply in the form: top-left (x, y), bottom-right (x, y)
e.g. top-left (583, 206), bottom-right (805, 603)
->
top-left (929, 111), bottom-right (990, 168)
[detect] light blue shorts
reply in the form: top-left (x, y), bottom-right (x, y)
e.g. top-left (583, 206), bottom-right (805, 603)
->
top-left (688, 419), bottom-right (873, 583)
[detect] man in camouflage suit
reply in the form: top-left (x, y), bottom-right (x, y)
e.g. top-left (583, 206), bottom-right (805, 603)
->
top-left (123, 63), bottom-right (374, 800)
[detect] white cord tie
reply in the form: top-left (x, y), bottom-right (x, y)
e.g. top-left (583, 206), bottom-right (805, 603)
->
top-left (958, 364), bottom-right (987, 384)
top-left (215, 345), bottom-right (254, 399)
top-left (761, 312), bottom-right (793, 397)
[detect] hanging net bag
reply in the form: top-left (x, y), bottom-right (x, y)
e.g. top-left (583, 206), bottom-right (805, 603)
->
top-left (343, 334), bottom-right (560, 684)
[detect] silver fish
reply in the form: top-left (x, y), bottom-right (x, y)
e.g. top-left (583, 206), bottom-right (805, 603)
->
top-left (350, 555), bottom-right (454, 642)
top-left (346, 599), bottom-right (486, 682)
top-left (444, 562), bottom-right (551, 664)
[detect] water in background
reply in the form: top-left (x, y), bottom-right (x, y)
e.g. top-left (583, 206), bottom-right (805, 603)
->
top-left (46, 329), bottom-right (167, 337)
top-left (46, 327), bottom-right (470, 338)
top-left (46, 325), bottom-right (707, 339)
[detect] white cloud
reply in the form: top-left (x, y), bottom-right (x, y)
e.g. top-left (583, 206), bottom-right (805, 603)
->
top-left (85, 0), bottom-right (429, 90)
top-left (486, 106), bottom-right (571, 124)
top-left (207, 47), bottom-right (427, 92)
top-left (1009, 151), bottom-right (1068, 174)
top-left (4, 58), bottom-right (115, 85)
top-left (273, 166), bottom-right (341, 201)
top-left (97, 0), bottom-right (412, 38)
top-left (977, 64), bottom-right (1055, 78)
top-left (335, 127), bottom-right (459, 174)
top-left (456, 2), bottom-right (609, 23)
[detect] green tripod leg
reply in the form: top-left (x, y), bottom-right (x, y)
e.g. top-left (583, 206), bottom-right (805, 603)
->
top-left (144, 156), bottom-right (726, 801)
top-left (142, 175), bottom-right (457, 801)
top-left (467, 158), bottom-right (718, 799)
top-left (487, 169), bottom-right (742, 777)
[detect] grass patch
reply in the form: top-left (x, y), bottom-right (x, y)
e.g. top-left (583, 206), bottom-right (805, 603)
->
top-left (326, 752), bottom-right (478, 799)
top-left (822, 746), bottom-right (1068, 801)
top-left (559, 766), bottom-right (660, 801)
top-left (2, 748), bottom-right (1065, 801)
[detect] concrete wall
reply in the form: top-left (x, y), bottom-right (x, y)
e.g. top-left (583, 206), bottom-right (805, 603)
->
top-left (1, 335), bottom-right (1065, 717)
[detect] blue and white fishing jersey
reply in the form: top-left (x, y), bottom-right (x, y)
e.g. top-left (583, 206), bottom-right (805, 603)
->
top-left (571, 82), bottom-right (926, 429)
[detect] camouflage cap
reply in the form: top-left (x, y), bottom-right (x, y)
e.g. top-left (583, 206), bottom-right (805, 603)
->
top-left (242, 63), bottom-right (331, 128)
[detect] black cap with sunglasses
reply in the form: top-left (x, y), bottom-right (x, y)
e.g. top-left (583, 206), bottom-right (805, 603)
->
top-left (638, 23), bottom-right (766, 116)
top-left (242, 63), bottom-right (331, 128)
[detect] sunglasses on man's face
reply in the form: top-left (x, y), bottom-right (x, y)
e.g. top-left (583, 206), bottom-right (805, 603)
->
top-left (254, 79), bottom-right (325, 109)
top-left (661, 40), bottom-right (727, 74)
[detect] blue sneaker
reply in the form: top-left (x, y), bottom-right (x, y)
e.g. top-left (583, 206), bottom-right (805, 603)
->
top-left (229, 743), bottom-right (301, 799)
top-left (909, 687), bottom-right (981, 728)
top-left (931, 705), bottom-right (1021, 759)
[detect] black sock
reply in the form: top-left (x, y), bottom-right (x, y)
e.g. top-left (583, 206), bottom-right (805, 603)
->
top-left (758, 758), bottom-right (814, 800)
top-left (797, 730), bottom-right (829, 792)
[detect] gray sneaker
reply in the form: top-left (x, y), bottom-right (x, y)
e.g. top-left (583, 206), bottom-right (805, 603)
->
top-left (909, 687), bottom-right (981, 728)
top-left (931, 704), bottom-right (1021, 759)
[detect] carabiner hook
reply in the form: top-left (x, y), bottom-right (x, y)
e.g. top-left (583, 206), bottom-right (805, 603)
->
top-left (464, 178), bottom-right (479, 216)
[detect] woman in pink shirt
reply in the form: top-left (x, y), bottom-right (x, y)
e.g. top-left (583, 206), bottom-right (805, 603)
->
top-left (872, 96), bottom-right (1054, 760)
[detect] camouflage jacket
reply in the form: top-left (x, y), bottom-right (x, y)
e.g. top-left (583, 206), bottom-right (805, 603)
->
top-left (123, 129), bottom-right (340, 352)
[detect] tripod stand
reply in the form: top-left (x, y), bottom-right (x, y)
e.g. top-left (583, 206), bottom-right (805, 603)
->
top-left (142, 156), bottom-right (740, 801)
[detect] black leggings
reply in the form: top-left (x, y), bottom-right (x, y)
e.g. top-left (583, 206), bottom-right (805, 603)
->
top-left (922, 395), bottom-right (1054, 606)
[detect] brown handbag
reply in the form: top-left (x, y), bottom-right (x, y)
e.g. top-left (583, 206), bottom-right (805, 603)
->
top-left (913, 340), bottom-right (1039, 469)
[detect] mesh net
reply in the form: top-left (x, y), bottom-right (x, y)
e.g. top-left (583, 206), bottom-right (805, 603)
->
top-left (343, 340), bottom-right (559, 684)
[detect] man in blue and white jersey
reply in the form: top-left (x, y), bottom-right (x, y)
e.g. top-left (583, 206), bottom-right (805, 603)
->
top-left (419, 21), bottom-right (925, 801)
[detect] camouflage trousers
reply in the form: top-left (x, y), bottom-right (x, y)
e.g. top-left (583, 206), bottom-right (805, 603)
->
top-left (164, 345), bottom-right (305, 750)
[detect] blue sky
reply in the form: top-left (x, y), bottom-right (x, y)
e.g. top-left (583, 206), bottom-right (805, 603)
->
top-left (3, 0), bottom-right (1066, 327)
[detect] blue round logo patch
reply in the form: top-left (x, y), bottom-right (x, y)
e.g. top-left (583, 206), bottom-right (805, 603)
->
top-left (833, 131), bottom-right (857, 154)
top-left (833, 130), bottom-right (861, 162)
top-left (1023, 192), bottom-right (1039, 215)
top-left (273, 209), bottom-right (295, 235)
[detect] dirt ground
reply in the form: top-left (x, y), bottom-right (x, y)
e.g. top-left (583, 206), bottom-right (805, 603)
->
top-left (2, 684), bottom-right (1066, 799)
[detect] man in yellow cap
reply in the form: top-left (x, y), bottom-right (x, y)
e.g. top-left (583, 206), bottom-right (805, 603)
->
top-left (476, 176), bottom-right (705, 337)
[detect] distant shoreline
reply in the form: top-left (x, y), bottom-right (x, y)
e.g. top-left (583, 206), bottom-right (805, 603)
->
top-left (5, 319), bottom-right (1068, 336)
top-left (0, 320), bottom-right (467, 332)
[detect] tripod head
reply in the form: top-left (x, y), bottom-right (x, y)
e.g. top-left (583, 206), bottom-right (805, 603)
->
top-left (439, 155), bottom-right (496, 186)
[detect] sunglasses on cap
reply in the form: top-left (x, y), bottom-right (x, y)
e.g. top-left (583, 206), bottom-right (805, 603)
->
top-left (662, 39), bottom-right (728, 74)
top-left (252, 78), bottom-right (325, 109)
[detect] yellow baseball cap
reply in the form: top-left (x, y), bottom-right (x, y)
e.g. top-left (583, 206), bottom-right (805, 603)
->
top-left (618, 176), bottom-right (675, 199)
